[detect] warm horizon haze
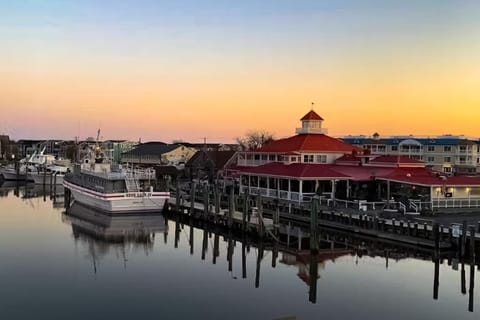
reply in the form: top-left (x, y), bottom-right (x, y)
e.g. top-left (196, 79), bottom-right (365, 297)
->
top-left (1, 0), bottom-right (480, 142)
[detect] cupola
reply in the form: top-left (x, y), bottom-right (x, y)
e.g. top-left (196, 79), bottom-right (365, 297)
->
top-left (295, 109), bottom-right (328, 134)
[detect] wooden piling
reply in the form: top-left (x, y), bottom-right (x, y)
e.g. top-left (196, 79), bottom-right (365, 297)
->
top-left (469, 262), bottom-right (475, 312)
top-left (227, 232), bottom-right (233, 272)
top-left (255, 242), bottom-right (264, 288)
top-left (308, 251), bottom-right (318, 304)
top-left (213, 233), bottom-right (219, 264)
top-left (242, 190), bottom-right (249, 231)
top-left (215, 186), bottom-right (221, 214)
top-left (433, 223), bottom-right (440, 258)
top-left (242, 241), bottom-right (247, 278)
top-left (203, 185), bottom-right (209, 219)
top-left (228, 187), bottom-right (234, 228)
top-left (461, 263), bottom-right (467, 294)
top-left (470, 226), bottom-right (476, 262)
top-left (201, 229), bottom-right (208, 260)
top-left (189, 225), bottom-right (194, 255)
top-left (310, 196), bottom-right (319, 252)
top-left (175, 179), bottom-right (180, 210)
top-left (462, 220), bottom-right (468, 258)
top-left (433, 257), bottom-right (439, 300)
top-left (190, 182), bottom-right (196, 216)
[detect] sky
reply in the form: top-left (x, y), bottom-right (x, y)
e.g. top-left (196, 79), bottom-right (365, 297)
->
top-left (1, 0), bottom-right (480, 142)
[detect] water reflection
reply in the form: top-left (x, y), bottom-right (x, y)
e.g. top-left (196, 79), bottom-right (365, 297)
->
top-left (62, 203), bottom-right (168, 272)
top-left (1, 184), bottom-right (479, 319)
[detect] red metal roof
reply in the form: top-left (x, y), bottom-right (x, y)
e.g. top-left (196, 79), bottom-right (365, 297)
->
top-left (301, 110), bottom-right (324, 121)
top-left (256, 134), bottom-right (360, 153)
top-left (240, 162), bottom-right (350, 179)
top-left (238, 160), bottom-right (480, 186)
top-left (335, 154), bottom-right (362, 165)
top-left (378, 167), bottom-right (480, 186)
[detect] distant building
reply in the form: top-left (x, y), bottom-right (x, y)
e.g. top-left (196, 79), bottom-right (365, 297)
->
top-left (16, 140), bottom-right (44, 158)
top-left (342, 135), bottom-right (480, 175)
top-left (121, 142), bottom-right (197, 167)
top-left (0, 135), bottom-right (11, 160)
top-left (102, 140), bottom-right (137, 163)
top-left (185, 150), bottom-right (236, 181)
top-left (178, 142), bottom-right (240, 152)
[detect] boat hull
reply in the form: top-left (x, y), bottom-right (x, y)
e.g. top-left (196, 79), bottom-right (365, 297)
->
top-left (0, 168), bottom-right (29, 181)
top-left (30, 173), bottom-right (64, 185)
top-left (64, 180), bottom-right (169, 213)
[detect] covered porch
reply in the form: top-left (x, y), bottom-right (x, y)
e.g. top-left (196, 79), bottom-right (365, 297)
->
top-left (239, 173), bottom-right (348, 203)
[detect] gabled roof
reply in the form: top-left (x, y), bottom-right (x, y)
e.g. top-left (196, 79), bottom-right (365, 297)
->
top-left (186, 150), bottom-right (236, 170)
top-left (256, 134), bottom-right (360, 153)
top-left (301, 110), bottom-right (323, 121)
top-left (123, 142), bottom-right (178, 156)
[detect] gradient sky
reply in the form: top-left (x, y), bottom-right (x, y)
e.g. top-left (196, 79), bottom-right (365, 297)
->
top-left (1, 0), bottom-right (480, 142)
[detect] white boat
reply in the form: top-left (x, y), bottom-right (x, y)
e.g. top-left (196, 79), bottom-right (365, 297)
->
top-left (29, 162), bottom-right (71, 185)
top-left (63, 156), bottom-right (169, 213)
top-left (0, 164), bottom-right (38, 181)
top-left (0, 148), bottom-right (57, 181)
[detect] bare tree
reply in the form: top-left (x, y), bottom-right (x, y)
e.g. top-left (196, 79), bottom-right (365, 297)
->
top-left (236, 130), bottom-right (275, 151)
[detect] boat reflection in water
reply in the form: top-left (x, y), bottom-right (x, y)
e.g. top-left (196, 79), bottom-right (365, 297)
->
top-left (62, 203), bottom-right (168, 271)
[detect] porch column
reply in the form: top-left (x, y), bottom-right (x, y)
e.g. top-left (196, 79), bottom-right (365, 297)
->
top-left (277, 178), bottom-right (280, 199)
top-left (331, 179), bottom-right (336, 207)
top-left (266, 176), bottom-right (270, 195)
top-left (386, 180), bottom-right (391, 204)
top-left (299, 180), bottom-right (303, 202)
top-left (288, 179), bottom-right (291, 200)
top-left (248, 175), bottom-right (251, 193)
top-left (330, 180), bottom-right (336, 200)
top-left (346, 180), bottom-right (350, 199)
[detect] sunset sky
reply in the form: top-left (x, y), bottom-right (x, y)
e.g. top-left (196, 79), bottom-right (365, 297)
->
top-left (1, 0), bottom-right (480, 142)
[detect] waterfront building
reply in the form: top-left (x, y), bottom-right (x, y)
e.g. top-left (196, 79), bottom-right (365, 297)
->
top-left (16, 139), bottom-right (44, 158)
top-left (342, 134), bottom-right (480, 175)
top-left (185, 150), bottom-right (236, 181)
top-left (121, 142), bottom-right (197, 167)
top-left (233, 110), bottom-right (480, 212)
top-left (102, 140), bottom-right (136, 163)
top-left (0, 135), bottom-right (12, 160)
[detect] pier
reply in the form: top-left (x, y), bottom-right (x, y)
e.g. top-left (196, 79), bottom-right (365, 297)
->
top-left (166, 181), bottom-right (480, 260)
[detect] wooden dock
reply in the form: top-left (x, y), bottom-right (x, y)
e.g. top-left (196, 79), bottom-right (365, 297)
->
top-left (168, 183), bottom-right (480, 258)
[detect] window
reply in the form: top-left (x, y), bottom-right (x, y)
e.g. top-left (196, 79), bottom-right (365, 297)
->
top-left (261, 154), bottom-right (267, 161)
top-left (316, 155), bottom-right (327, 163)
top-left (443, 167), bottom-right (452, 173)
top-left (444, 157), bottom-right (451, 163)
top-left (254, 154), bottom-right (260, 160)
top-left (427, 145), bottom-right (435, 152)
top-left (427, 156), bottom-right (435, 162)
top-left (444, 146), bottom-right (452, 152)
top-left (291, 156), bottom-right (298, 162)
top-left (378, 145), bottom-right (386, 152)
top-left (459, 146), bottom-right (467, 152)
top-left (391, 146), bottom-right (398, 151)
top-left (268, 154), bottom-right (276, 161)
top-left (303, 155), bottom-right (314, 163)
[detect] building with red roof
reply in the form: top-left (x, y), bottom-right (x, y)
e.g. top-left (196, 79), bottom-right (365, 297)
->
top-left (232, 110), bottom-right (480, 212)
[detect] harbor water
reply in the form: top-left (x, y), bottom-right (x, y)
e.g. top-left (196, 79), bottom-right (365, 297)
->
top-left (0, 183), bottom-right (479, 320)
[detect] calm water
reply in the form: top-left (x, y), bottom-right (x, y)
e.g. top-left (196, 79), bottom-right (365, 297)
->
top-left (1, 183), bottom-right (479, 320)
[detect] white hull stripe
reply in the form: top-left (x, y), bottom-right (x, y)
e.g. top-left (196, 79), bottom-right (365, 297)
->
top-left (64, 180), bottom-right (170, 199)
